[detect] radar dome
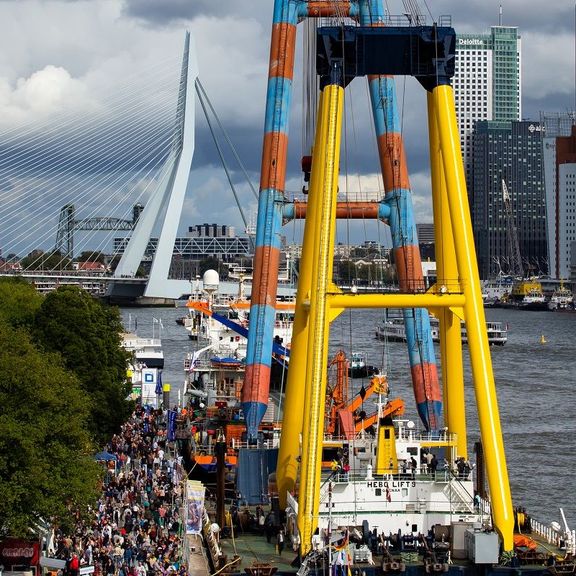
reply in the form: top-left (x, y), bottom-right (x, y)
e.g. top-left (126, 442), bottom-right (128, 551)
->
top-left (203, 269), bottom-right (220, 292)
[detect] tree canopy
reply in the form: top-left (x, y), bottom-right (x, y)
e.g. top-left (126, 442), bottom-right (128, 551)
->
top-left (33, 286), bottom-right (133, 443)
top-left (20, 250), bottom-right (72, 270)
top-left (78, 251), bottom-right (106, 264)
top-left (0, 277), bottom-right (43, 329)
top-left (0, 279), bottom-right (134, 536)
top-left (0, 319), bottom-right (101, 537)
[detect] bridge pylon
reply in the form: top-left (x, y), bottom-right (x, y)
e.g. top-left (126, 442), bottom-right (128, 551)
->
top-left (109, 31), bottom-right (198, 301)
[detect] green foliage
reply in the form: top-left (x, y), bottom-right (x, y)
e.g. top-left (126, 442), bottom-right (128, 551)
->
top-left (21, 251), bottom-right (72, 270)
top-left (335, 260), bottom-right (357, 284)
top-left (78, 251), bottom-right (106, 264)
top-left (0, 278), bottom-right (43, 329)
top-left (33, 286), bottom-right (133, 444)
top-left (0, 320), bottom-right (101, 537)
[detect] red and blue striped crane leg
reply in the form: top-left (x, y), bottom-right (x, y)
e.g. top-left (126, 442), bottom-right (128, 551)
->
top-left (242, 0), bottom-right (298, 441)
top-left (360, 0), bottom-right (442, 430)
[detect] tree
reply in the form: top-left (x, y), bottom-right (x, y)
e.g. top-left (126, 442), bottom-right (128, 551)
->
top-left (335, 260), bottom-right (357, 284)
top-left (33, 286), bottom-right (133, 443)
top-left (0, 278), bottom-right (43, 329)
top-left (78, 251), bottom-right (106, 264)
top-left (0, 320), bottom-right (101, 537)
top-left (21, 250), bottom-right (72, 270)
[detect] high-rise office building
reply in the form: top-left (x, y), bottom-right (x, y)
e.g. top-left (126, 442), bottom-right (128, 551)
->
top-left (453, 26), bottom-right (522, 190)
top-left (471, 120), bottom-right (547, 279)
top-left (541, 112), bottom-right (576, 280)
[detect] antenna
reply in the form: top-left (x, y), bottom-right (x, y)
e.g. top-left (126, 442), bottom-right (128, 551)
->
top-left (499, 4), bottom-right (503, 26)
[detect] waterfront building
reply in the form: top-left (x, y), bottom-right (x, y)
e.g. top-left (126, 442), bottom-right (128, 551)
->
top-left (541, 112), bottom-right (576, 280)
top-left (454, 26), bottom-right (522, 194)
top-left (416, 223), bottom-right (435, 261)
top-left (471, 120), bottom-right (547, 279)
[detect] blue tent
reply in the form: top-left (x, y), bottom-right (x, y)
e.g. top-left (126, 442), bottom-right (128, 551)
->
top-left (94, 451), bottom-right (117, 462)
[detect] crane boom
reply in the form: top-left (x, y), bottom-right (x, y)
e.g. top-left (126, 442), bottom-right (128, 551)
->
top-left (502, 179), bottom-right (524, 278)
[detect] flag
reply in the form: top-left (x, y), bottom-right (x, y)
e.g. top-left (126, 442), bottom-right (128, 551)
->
top-left (167, 410), bottom-right (177, 441)
top-left (155, 370), bottom-right (163, 395)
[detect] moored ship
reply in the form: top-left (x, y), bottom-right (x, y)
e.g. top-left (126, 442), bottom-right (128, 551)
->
top-left (180, 6), bottom-right (575, 576)
top-left (376, 315), bottom-right (508, 346)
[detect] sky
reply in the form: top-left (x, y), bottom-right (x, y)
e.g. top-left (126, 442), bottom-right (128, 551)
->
top-left (1, 0), bottom-right (576, 253)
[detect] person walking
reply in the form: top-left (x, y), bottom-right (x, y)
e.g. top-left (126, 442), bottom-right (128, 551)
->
top-left (276, 529), bottom-right (285, 556)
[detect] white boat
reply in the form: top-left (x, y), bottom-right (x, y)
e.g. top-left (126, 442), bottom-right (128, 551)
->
top-left (121, 332), bottom-right (164, 368)
top-left (375, 315), bottom-right (508, 346)
top-left (506, 280), bottom-right (549, 311)
top-left (548, 282), bottom-right (574, 310)
top-left (183, 270), bottom-right (294, 358)
top-left (312, 420), bottom-right (482, 545)
top-left (122, 332), bottom-right (164, 407)
top-left (481, 275), bottom-right (514, 305)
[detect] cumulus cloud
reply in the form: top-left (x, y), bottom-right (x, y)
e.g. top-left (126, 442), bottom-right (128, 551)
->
top-left (0, 65), bottom-right (93, 127)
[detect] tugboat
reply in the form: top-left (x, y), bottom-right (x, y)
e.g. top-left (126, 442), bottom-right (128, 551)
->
top-left (548, 281), bottom-right (574, 311)
top-left (507, 280), bottom-right (548, 310)
top-left (348, 352), bottom-right (379, 378)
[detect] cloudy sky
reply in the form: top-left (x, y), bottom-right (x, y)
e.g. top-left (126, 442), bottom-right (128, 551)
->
top-left (1, 0), bottom-right (575, 253)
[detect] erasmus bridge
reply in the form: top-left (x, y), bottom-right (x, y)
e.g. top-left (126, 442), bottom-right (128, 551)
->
top-left (0, 32), bottom-right (227, 304)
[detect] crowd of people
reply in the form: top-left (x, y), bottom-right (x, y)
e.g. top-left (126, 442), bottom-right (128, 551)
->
top-left (51, 405), bottom-right (189, 576)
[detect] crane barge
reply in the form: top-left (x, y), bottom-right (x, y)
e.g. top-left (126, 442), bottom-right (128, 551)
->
top-left (226, 1), bottom-right (576, 574)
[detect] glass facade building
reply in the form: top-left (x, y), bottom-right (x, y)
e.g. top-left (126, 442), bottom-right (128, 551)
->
top-left (472, 121), bottom-right (547, 279)
top-left (454, 27), bottom-right (522, 192)
top-left (541, 112), bottom-right (576, 280)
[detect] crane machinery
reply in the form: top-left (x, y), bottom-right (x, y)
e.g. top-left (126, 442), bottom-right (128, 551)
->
top-left (502, 179), bottom-right (524, 278)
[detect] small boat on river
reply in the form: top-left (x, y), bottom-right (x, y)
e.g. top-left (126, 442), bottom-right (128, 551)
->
top-left (376, 315), bottom-right (508, 346)
top-left (548, 282), bottom-right (574, 311)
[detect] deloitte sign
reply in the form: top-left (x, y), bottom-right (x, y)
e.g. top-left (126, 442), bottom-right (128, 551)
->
top-left (458, 38), bottom-right (485, 46)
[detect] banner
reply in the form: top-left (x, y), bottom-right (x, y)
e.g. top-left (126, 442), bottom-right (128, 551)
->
top-left (167, 409), bottom-right (177, 442)
top-left (185, 480), bottom-right (205, 535)
top-left (141, 368), bottom-right (159, 408)
top-left (155, 370), bottom-right (163, 396)
top-left (0, 538), bottom-right (40, 568)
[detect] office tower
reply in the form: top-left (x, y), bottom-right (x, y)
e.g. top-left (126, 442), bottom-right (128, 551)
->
top-left (541, 112), bottom-right (576, 280)
top-left (472, 121), bottom-right (547, 279)
top-left (453, 26), bottom-right (522, 190)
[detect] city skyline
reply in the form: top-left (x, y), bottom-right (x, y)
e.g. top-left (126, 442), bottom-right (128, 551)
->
top-left (1, 1), bottom-right (576, 250)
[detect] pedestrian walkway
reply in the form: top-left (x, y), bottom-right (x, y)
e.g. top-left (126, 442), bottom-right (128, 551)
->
top-left (49, 405), bottom-right (209, 576)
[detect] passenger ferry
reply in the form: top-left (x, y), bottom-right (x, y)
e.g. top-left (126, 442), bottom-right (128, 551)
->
top-left (376, 315), bottom-right (508, 346)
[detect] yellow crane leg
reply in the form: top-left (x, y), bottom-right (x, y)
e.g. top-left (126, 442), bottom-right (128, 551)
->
top-left (426, 91), bottom-right (467, 459)
top-left (431, 84), bottom-right (514, 552)
top-left (276, 93), bottom-right (326, 509)
top-left (298, 82), bottom-right (344, 556)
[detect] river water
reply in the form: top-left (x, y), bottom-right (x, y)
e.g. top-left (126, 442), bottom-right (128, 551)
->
top-left (121, 305), bottom-right (576, 529)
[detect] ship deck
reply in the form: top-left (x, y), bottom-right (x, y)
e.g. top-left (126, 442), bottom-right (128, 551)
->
top-left (207, 501), bottom-right (574, 576)
top-left (218, 531), bottom-right (297, 575)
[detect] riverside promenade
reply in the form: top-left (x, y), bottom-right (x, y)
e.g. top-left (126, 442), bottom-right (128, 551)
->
top-left (48, 405), bottom-right (211, 576)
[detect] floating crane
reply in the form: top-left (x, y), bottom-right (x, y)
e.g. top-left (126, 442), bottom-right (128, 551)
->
top-left (244, 0), bottom-right (514, 555)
